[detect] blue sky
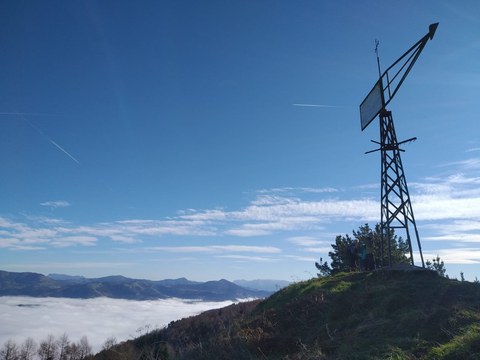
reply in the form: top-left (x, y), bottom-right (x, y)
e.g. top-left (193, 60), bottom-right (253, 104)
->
top-left (1, 1), bottom-right (479, 281)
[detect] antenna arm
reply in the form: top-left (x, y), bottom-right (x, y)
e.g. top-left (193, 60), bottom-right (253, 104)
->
top-left (365, 148), bottom-right (381, 155)
top-left (397, 137), bottom-right (417, 146)
top-left (380, 23), bottom-right (438, 108)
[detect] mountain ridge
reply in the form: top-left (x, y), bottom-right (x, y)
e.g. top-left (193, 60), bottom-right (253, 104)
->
top-left (0, 270), bottom-right (270, 301)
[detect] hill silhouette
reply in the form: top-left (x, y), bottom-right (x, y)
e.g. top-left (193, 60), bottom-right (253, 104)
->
top-left (95, 268), bottom-right (480, 359)
top-left (0, 270), bottom-right (269, 301)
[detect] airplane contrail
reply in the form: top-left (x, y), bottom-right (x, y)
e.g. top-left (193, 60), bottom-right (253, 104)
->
top-left (293, 103), bottom-right (338, 108)
top-left (0, 111), bottom-right (61, 117)
top-left (24, 118), bottom-right (80, 165)
top-left (49, 139), bottom-right (80, 164)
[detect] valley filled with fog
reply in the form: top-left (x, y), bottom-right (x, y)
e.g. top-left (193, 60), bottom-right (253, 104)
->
top-left (0, 296), bottom-right (238, 353)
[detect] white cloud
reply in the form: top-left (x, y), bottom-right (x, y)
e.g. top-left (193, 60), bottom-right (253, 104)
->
top-left (250, 195), bottom-right (299, 206)
top-left (439, 157), bottom-right (480, 171)
top-left (423, 233), bottom-right (480, 243)
top-left (0, 297), bottom-right (240, 353)
top-left (146, 246), bottom-right (214, 253)
top-left (1, 168), bottom-right (479, 278)
top-left (287, 236), bottom-right (325, 247)
top-left (146, 245), bottom-right (281, 254)
top-left (423, 248), bottom-right (480, 265)
top-left (257, 187), bottom-right (339, 194)
top-left (10, 245), bottom-right (46, 251)
top-left (226, 228), bottom-right (271, 237)
top-left (51, 236), bottom-right (98, 247)
top-left (302, 246), bottom-right (333, 254)
top-left (216, 255), bottom-right (278, 262)
top-left (414, 196), bottom-right (480, 221)
top-left (109, 235), bottom-right (141, 244)
top-left (40, 201), bottom-right (71, 209)
top-left (424, 220), bottom-right (480, 233)
top-left (0, 238), bottom-right (20, 248)
top-left (211, 245), bottom-right (281, 253)
top-left (283, 255), bottom-right (317, 262)
top-left (2, 262), bottom-right (133, 271)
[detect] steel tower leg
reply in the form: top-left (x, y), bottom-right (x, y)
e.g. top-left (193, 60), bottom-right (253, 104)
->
top-left (379, 109), bottom-right (425, 267)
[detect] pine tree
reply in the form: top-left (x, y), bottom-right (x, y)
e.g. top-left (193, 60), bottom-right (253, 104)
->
top-left (315, 257), bottom-right (331, 277)
top-left (318, 223), bottom-right (409, 275)
top-left (426, 255), bottom-right (447, 277)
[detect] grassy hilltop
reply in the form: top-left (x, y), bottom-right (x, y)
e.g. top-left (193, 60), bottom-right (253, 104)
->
top-left (95, 269), bottom-right (480, 359)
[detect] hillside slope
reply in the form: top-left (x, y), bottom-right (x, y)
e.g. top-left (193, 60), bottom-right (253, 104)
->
top-left (96, 269), bottom-right (480, 359)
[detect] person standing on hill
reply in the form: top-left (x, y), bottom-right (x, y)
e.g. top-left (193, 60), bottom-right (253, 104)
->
top-left (347, 240), bottom-right (359, 271)
top-left (365, 235), bottom-right (375, 270)
top-left (359, 242), bottom-right (367, 270)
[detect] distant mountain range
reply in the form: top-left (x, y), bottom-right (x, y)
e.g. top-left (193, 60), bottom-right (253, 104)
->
top-left (232, 279), bottom-right (290, 292)
top-left (0, 270), bottom-right (276, 301)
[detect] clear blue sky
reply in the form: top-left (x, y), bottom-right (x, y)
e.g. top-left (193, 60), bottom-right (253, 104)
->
top-left (1, 1), bottom-right (479, 281)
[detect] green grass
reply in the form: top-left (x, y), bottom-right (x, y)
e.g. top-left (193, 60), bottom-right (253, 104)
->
top-left (427, 324), bottom-right (480, 359)
top-left (95, 269), bottom-right (480, 360)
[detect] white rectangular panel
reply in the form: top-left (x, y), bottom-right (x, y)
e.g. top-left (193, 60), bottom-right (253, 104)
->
top-left (360, 80), bottom-right (384, 131)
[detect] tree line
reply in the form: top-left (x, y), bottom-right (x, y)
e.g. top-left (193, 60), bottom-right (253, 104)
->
top-left (316, 223), bottom-right (448, 277)
top-left (0, 334), bottom-right (92, 360)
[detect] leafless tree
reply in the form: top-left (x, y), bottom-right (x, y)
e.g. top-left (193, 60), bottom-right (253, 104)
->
top-left (19, 338), bottom-right (36, 360)
top-left (101, 337), bottom-right (116, 352)
top-left (38, 335), bottom-right (57, 360)
top-left (76, 337), bottom-right (91, 360)
top-left (56, 334), bottom-right (69, 360)
top-left (0, 340), bottom-right (19, 360)
top-left (65, 343), bottom-right (78, 360)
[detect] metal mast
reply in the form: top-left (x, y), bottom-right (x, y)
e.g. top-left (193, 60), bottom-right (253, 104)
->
top-left (360, 23), bottom-right (438, 267)
top-left (378, 110), bottom-right (423, 266)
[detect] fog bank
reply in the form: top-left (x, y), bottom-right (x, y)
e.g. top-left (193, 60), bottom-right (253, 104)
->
top-left (0, 296), bottom-right (237, 353)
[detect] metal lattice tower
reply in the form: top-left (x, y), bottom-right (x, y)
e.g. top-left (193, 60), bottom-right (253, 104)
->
top-left (379, 109), bottom-right (424, 267)
top-left (359, 23), bottom-right (439, 267)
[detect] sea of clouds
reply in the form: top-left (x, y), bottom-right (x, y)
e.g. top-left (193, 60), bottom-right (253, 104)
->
top-left (0, 296), bottom-right (238, 353)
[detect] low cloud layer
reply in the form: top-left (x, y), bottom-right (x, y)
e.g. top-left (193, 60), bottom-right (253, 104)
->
top-left (0, 296), bottom-right (238, 353)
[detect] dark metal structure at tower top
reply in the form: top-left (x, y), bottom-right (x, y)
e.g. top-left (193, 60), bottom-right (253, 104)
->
top-left (359, 23), bottom-right (439, 268)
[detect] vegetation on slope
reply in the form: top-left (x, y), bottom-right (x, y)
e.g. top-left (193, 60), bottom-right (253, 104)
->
top-left (95, 269), bottom-right (480, 359)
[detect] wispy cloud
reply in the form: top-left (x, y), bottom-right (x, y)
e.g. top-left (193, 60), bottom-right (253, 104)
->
top-left (257, 187), bottom-right (339, 194)
top-left (424, 248), bottom-right (480, 265)
top-left (302, 246), bottom-right (333, 253)
top-left (226, 228), bottom-right (272, 237)
top-left (51, 236), bottom-right (97, 247)
top-left (284, 254), bottom-right (317, 262)
top-left (145, 245), bottom-right (281, 254)
top-left (2, 166), bottom-right (480, 276)
top-left (466, 147), bottom-right (480, 153)
top-left (180, 197), bottom-right (378, 236)
top-left (423, 234), bottom-right (480, 243)
top-left (2, 261), bottom-right (133, 270)
top-left (287, 236), bottom-right (325, 247)
top-left (438, 157), bottom-right (480, 170)
top-left (40, 200), bottom-right (71, 209)
top-left (216, 255), bottom-right (278, 262)
top-left (213, 245), bottom-right (281, 253)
